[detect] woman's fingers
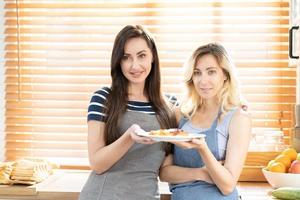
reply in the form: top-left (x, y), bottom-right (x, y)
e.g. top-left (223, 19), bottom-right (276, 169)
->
top-left (129, 124), bottom-right (155, 144)
top-left (171, 141), bottom-right (197, 149)
top-left (171, 138), bottom-right (207, 149)
top-left (191, 138), bottom-right (205, 145)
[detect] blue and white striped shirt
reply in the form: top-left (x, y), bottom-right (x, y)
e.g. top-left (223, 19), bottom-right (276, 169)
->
top-left (87, 87), bottom-right (178, 122)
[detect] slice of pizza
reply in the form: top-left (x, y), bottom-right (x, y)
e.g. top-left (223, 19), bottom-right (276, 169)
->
top-left (149, 129), bottom-right (188, 136)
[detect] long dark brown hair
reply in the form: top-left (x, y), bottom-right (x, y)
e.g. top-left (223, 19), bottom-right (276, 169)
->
top-left (104, 25), bottom-right (177, 148)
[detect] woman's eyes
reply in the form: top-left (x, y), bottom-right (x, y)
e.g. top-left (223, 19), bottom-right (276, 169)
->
top-left (138, 53), bottom-right (146, 58)
top-left (193, 71), bottom-right (201, 75)
top-left (193, 70), bottom-right (216, 76)
top-left (208, 70), bottom-right (216, 75)
top-left (122, 54), bottom-right (146, 60)
top-left (122, 55), bottom-right (129, 60)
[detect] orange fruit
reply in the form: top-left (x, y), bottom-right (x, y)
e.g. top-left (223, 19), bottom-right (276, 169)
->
top-left (266, 160), bottom-right (275, 170)
top-left (269, 162), bottom-right (286, 173)
top-left (274, 154), bottom-right (291, 169)
top-left (281, 147), bottom-right (298, 161)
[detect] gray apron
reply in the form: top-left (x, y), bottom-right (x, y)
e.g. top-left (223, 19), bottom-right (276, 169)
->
top-left (170, 116), bottom-right (239, 200)
top-left (79, 111), bottom-right (165, 200)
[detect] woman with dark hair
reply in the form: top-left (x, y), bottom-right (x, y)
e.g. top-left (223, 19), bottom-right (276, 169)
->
top-left (159, 43), bottom-right (251, 200)
top-left (79, 25), bottom-right (177, 200)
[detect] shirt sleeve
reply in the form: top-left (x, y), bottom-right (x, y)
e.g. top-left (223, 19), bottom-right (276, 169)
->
top-left (87, 87), bottom-right (111, 122)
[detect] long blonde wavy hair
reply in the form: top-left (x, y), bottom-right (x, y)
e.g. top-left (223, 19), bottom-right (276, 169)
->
top-left (180, 43), bottom-right (245, 118)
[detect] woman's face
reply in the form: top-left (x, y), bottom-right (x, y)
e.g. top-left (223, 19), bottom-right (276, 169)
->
top-left (120, 37), bottom-right (153, 86)
top-left (192, 54), bottom-right (227, 101)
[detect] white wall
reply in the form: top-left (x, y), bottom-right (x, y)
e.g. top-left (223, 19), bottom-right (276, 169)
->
top-left (0, 0), bottom-right (5, 161)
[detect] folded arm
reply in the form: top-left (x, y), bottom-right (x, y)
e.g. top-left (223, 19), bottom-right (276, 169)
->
top-left (159, 109), bottom-right (251, 195)
top-left (195, 109), bottom-right (252, 195)
top-left (159, 154), bottom-right (213, 184)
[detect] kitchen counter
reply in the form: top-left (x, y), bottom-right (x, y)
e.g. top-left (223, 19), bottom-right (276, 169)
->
top-left (0, 170), bottom-right (274, 200)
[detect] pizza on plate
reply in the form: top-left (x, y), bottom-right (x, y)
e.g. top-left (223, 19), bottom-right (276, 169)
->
top-left (149, 129), bottom-right (188, 136)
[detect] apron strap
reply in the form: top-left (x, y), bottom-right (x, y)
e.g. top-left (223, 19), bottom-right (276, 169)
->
top-left (178, 117), bottom-right (189, 129)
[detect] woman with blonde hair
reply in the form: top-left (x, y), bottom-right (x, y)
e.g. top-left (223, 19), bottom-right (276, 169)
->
top-left (159, 43), bottom-right (252, 200)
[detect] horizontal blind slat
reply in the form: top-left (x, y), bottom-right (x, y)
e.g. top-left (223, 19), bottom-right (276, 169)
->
top-left (5, 1), bottom-right (289, 9)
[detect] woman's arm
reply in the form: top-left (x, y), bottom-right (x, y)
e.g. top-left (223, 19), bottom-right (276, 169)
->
top-left (159, 153), bottom-right (213, 184)
top-left (88, 121), bottom-right (153, 174)
top-left (195, 108), bottom-right (252, 195)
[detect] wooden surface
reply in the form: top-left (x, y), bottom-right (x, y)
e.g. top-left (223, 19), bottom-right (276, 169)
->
top-left (239, 152), bottom-right (281, 181)
top-left (244, 152), bottom-right (280, 166)
top-left (0, 170), bottom-right (274, 200)
top-left (0, 185), bottom-right (37, 196)
top-left (0, 171), bottom-right (65, 196)
top-left (0, 170), bottom-right (81, 200)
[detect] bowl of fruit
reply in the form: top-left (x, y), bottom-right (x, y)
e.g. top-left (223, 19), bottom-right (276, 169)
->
top-left (262, 147), bottom-right (300, 188)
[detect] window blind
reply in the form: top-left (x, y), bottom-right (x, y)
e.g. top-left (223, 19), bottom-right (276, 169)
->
top-left (3, 0), bottom-right (295, 167)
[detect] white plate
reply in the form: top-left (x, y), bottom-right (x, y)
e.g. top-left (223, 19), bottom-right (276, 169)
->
top-left (136, 129), bottom-right (206, 142)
